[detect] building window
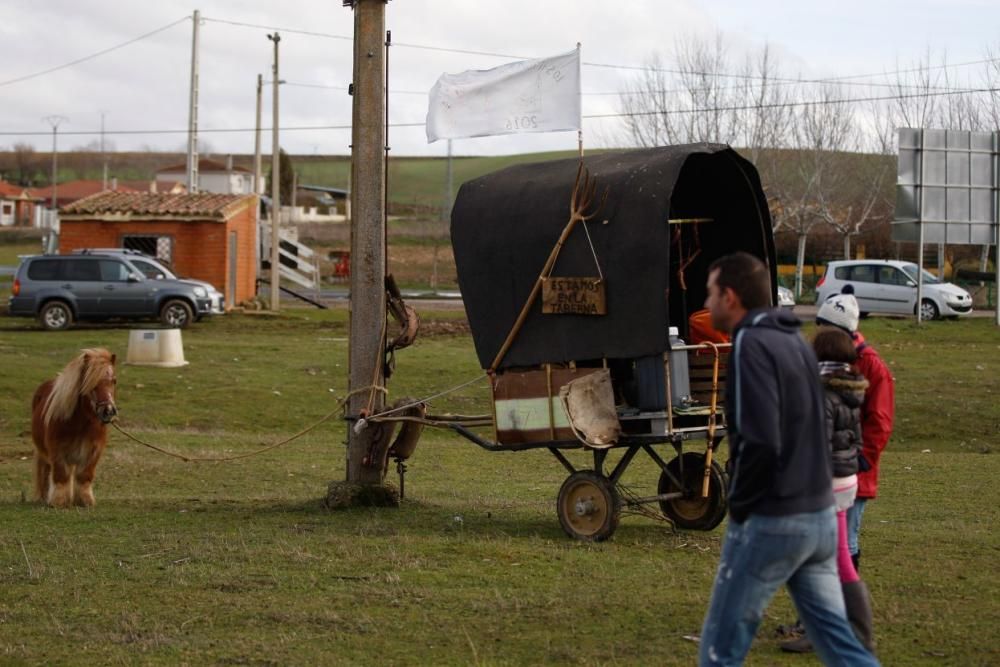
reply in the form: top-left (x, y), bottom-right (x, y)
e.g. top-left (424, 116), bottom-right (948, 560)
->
top-left (121, 234), bottom-right (173, 263)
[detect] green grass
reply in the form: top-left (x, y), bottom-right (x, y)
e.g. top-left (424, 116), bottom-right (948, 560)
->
top-left (0, 241), bottom-right (39, 266)
top-left (0, 311), bottom-right (997, 665)
top-left (297, 150), bottom-right (588, 211)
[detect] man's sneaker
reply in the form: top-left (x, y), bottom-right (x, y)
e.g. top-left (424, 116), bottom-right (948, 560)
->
top-left (780, 636), bottom-right (814, 653)
top-left (774, 621), bottom-right (805, 639)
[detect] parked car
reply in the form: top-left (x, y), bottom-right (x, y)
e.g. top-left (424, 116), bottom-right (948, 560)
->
top-left (815, 259), bottom-right (973, 320)
top-left (777, 284), bottom-right (795, 309)
top-left (8, 253), bottom-right (216, 330)
top-left (72, 248), bottom-right (224, 316)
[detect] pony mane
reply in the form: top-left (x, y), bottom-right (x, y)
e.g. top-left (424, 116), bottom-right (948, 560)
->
top-left (42, 348), bottom-right (116, 426)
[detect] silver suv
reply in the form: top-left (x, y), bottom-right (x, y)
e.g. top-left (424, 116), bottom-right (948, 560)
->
top-left (72, 248), bottom-right (224, 316)
top-left (8, 253), bottom-right (215, 330)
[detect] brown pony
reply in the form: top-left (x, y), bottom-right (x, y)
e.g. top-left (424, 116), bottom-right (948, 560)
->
top-left (32, 348), bottom-right (118, 508)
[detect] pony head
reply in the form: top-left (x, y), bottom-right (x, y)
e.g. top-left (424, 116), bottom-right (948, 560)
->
top-left (43, 348), bottom-right (118, 425)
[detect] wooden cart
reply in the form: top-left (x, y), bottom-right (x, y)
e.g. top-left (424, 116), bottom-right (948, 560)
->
top-left (443, 144), bottom-right (777, 541)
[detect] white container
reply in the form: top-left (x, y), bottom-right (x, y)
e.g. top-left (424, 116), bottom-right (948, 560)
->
top-left (667, 326), bottom-right (691, 408)
top-left (126, 329), bottom-right (189, 367)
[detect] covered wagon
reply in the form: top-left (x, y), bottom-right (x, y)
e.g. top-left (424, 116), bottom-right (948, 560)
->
top-left (447, 143), bottom-right (777, 540)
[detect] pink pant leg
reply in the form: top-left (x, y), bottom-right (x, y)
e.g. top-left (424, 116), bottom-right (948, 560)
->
top-left (837, 509), bottom-right (860, 583)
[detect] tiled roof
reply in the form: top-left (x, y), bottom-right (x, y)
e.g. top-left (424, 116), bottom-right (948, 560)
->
top-left (157, 158), bottom-right (253, 174)
top-left (0, 180), bottom-right (34, 198)
top-left (61, 191), bottom-right (255, 219)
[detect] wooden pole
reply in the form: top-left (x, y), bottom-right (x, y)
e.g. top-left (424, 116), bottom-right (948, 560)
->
top-left (346, 0), bottom-right (388, 485)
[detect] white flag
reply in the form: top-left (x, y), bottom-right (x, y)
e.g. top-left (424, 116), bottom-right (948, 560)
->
top-left (426, 49), bottom-right (581, 143)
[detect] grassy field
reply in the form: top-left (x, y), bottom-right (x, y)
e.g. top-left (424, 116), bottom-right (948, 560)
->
top-left (0, 305), bottom-right (998, 665)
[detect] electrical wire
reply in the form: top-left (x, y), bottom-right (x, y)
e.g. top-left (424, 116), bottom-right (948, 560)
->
top-left (2, 84), bottom-right (996, 138)
top-left (201, 14), bottom-right (1000, 93)
top-left (0, 16), bottom-right (190, 89)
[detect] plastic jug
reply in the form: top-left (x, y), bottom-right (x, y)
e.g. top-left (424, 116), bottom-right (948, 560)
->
top-left (668, 326), bottom-right (691, 408)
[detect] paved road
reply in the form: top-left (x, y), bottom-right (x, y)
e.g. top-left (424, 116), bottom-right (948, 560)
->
top-left (4, 268), bottom-right (992, 318)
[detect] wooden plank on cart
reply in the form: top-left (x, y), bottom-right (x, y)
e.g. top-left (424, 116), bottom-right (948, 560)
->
top-left (492, 366), bottom-right (604, 445)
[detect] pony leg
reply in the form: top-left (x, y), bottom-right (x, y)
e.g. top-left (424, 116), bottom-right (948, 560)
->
top-left (74, 463), bottom-right (98, 507)
top-left (33, 452), bottom-right (52, 502)
top-left (47, 461), bottom-right (74, 508)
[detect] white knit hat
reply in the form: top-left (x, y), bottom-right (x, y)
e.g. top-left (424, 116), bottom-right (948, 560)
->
top-left (817, 293), bottom-right (860, 333)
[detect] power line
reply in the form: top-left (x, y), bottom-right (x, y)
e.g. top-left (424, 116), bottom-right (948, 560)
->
top-left (3, 84), bottom-right (997, 139)
top-left (0, 16), bottom-right (190, 89)
top-left (586, 85), bottom-right (1000, 120)
top-left (202, 14), bottom-right (1000, 92)
top-left (201, 17), bottom-right (352, 42)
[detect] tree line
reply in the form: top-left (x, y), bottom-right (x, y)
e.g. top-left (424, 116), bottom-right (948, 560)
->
top-left (618, 36), bottom-right (1000, 295)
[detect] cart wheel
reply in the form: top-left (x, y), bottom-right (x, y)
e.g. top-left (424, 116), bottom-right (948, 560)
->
top-left (658, 452), bottom-right (728, 530)
top-left (557, 470), bottom-right (620, 542)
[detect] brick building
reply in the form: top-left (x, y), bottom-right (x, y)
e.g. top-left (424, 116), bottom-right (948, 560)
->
top-left (59, 192), bottom-right (258, 308)
top-left (0, 179), bottom-right (41, 227)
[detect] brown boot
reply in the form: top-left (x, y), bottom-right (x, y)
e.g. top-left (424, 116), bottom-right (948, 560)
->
top-left (843, 580), bottom-right (875, 652)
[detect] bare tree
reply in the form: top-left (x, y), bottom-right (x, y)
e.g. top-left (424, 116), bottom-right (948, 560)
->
top-left (770, 85), bottom-right (856, 296)
top-left (737, 44), bottom-right (795, 164)
top-left (12, 142), bottom-right (36, 186)
top-left (619, 33), bottom-right (751, 147)
top-left (816, 155), bottom-right (891, 259)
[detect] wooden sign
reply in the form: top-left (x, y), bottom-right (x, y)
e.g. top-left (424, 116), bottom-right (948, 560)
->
top-left (541, 277), bottom-right (606, 315)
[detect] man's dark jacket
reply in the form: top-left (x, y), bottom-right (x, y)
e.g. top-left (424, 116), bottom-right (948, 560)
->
top-left (725, 308), bottom-right (834, 523)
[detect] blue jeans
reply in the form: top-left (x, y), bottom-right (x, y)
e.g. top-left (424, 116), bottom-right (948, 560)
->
top-left (699, 507), bottom-right (879, 666)
top-left (846, 498), bottom-right (868, 556)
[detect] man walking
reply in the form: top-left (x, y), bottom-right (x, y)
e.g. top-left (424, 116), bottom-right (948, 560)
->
top-left (698, 252), bottom-right (878, 667)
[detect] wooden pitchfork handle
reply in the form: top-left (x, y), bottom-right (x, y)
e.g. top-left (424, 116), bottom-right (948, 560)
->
top-left (488, 161), bottom-right (608, 372)
top-left (701, 342), bottom-right (722, 498)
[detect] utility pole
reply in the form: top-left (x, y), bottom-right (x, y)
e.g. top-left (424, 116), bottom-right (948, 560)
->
top-left (253, 74), bottom-right (263, 196)
top-left (43, 116), bottom-right (67, 210)
top-left (345, 0), bottom-right (388, 486)
top-left (268, 32), bottom-right (282, 311)
top-left (253, 73), bottom-right (264, 293)
top-left (432, 138), bottom-right (453, 289)
top-left (186, 9), bottom-right (201, 193)
top-left (100, 111), bottom-right (108, 190)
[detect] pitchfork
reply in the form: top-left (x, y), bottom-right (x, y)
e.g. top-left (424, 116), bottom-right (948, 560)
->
top-left (489, 161), bottom-right (609, 372)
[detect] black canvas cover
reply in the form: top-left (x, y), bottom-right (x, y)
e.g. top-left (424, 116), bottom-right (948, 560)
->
top-left (451, 144), bottom-right (775, 370)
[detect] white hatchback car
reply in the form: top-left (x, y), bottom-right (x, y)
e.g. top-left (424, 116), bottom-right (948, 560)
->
top-left (815, 260), bottom-right (973, 320)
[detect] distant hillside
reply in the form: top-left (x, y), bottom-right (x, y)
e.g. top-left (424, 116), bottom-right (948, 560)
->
top-left (0, 146), bottom-right (909, 264)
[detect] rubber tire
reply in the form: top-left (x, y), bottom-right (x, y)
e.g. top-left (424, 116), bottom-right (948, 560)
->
top-left (39, 301), bottom-right (74, 331)
top-left (859, 312), bottom-right (870, 319)
top-left (658, 452), bottom-right (728, 530)
top-left (160, 299), bottom-right (194, 328)
top-left (919, 299), bottom-right (940, 321)
top-left (556, 470), bottom-right (620, 542)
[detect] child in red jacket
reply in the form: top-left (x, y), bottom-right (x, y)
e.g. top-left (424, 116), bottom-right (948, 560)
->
top-left (816, 287), bottom-right (895, 572)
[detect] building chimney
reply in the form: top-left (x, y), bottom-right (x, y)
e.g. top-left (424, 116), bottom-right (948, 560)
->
top-left (226, 154), bottom-right (234, 171)
top-left (111, 177), bottom-right (118, 191)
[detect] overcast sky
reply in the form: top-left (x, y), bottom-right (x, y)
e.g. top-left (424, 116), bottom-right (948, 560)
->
top-left (2, 0), bottom-right (997, 158)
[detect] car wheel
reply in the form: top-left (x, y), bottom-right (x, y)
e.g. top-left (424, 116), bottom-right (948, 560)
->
top-left (38, 301), bottom-right (73, 331)
top-left (919, 299), bottom-right (940, 321)
top-left (859, 311), bottom-right (870, 319)
top-left (160, 299), bottom-right (193, 328)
